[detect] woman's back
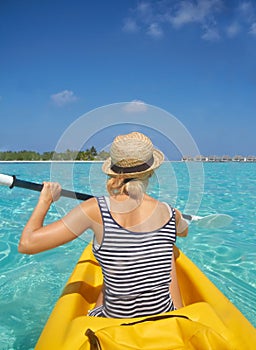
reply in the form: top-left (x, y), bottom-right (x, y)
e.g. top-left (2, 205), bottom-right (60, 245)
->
top-left (91, 195), bottom-right (177, 318)
top-left (108, 194), bottom-right (173, 233)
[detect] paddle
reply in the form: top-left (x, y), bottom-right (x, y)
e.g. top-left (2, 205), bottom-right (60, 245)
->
top-left (0, 174), bottom-right (232, 228)
top-left (0, 174), bottom-right (93, 201)
top-left (182, 213), bottom-right (233, 229)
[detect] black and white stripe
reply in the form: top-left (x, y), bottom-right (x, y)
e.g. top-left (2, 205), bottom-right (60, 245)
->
top-left (92, 196), bottom-right (176, 318)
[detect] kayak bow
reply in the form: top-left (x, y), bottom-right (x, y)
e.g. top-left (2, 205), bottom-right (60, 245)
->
top-left (35, 243), bottom-right (256, 350)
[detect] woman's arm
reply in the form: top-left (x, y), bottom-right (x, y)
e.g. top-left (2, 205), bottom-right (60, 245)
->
top-left (18, 182), bottom-right (96, 254)
top-left (170, 251), bottom-right (183, 309)
top-left (176, 209), bottom-right (189, 237)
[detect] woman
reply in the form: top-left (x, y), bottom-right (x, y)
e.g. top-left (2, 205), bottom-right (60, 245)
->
top-left (19, 132), bottom-right (188, 318)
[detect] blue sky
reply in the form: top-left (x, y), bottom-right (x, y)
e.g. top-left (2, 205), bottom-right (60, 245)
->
top-left (0, 0), bottom-right (256, 158)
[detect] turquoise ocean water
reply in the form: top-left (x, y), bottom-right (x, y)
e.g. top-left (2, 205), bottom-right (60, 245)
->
top-left (0, 161), bottom-right (255, 349)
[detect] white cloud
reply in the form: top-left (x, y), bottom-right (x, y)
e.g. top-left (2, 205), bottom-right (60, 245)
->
top-left (202, 25), bottom-right (220, 41)
top-left (249, 22), bottom-right (256, 35)
top-left (226, 22), bottom-right (241, 38)
top-left (123, 100), bottom-right (148, 113)
top-left (147, 23), bottom-right (163, 38)
top-left (123, 2), bottom-right (154, 33)
top-left (123, 18), bottom-right (139, 33)
top-left (124, 0), bottom-right (223, 41)
top-left (238, 1), bottom-right (254, 18)
top-left (137, 2), bottom-right (153, 20)
top-left (167, 0), bottom-right (223, 28)
top-left (51, 90), bottom-right (78, 106)
top-left (236, 2), bottom-right (256, 36)
top-left (167, 1), bottom-right (199, 28)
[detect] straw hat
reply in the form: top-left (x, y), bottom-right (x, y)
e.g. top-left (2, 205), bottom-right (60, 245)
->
top-left (102, 132), bottom-right (164, 177)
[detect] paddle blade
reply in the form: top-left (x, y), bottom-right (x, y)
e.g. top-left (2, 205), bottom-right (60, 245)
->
top-left (196, 214), bottom-right (233, 229)
top-left (0, 174), bottom-right (14, 187)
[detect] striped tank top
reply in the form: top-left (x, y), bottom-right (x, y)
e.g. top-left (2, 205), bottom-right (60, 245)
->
top-left (92, 196), bottom-right (177, 318)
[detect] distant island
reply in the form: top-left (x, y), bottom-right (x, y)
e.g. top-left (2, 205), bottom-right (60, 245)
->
top-left (181, 155), bottom-right (256, 162)
top-left (0, 147), bottom-right (110, 161)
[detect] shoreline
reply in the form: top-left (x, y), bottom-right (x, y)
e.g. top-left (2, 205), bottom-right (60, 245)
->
top-left (0, 160), bottom-right (104, 163)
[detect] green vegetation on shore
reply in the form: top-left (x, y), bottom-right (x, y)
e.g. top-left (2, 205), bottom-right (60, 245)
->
top-left (0, 147), bottom-right (110, 161)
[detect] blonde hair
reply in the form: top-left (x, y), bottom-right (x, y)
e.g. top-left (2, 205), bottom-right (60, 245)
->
top-left (107, 172), bottom-right (153, 200)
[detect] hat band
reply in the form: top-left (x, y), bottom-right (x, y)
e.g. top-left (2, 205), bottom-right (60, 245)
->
top-left (111, 156), bottom-right (154, 174)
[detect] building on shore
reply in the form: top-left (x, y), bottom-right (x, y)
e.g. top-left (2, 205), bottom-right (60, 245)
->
top-left (181, 155), bottom-right (256, 162)
top-left (246, 155), bottom-right (256, 162)
top-left (233, 155), bottom-right (246, 162)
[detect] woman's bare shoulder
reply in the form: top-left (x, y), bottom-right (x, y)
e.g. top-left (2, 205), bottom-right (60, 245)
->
top-left (80, 197), bottom-right (101, 221)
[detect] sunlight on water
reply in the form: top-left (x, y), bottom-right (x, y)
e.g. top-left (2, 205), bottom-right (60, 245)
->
top-left (0, 161), bottom-right (255, 349)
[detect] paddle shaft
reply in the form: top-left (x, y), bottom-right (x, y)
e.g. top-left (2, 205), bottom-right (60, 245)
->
top-left (7, 175), bottom-right (93, 201)
top-left (181, 214), bottom-right (193, 221)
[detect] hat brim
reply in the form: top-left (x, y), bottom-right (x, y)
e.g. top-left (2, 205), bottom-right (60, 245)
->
top-left (102, 149), bottom-right (164, 177)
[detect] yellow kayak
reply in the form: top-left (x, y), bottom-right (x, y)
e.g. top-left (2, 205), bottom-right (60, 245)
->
top-left (35, 243), bottom-right (256, 349)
